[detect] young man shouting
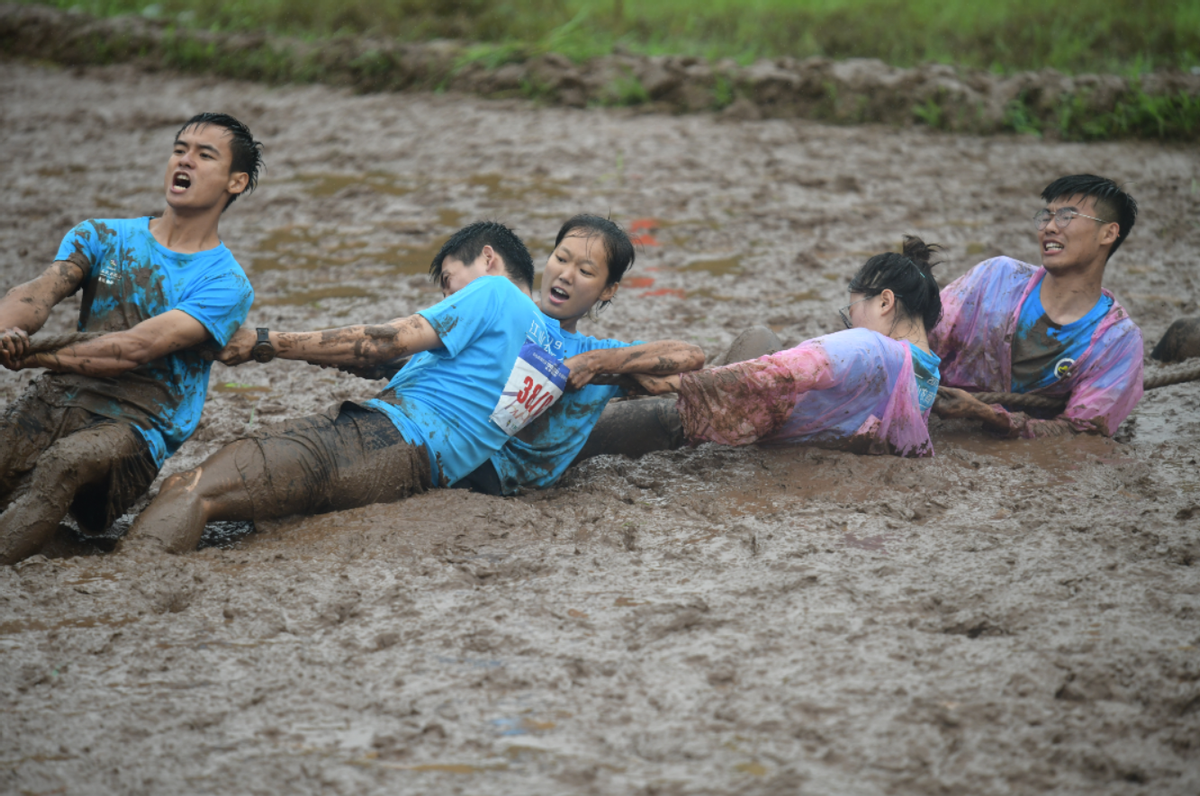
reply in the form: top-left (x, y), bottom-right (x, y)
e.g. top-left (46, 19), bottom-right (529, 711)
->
top-left (0, 113), bottom-right (261, 564)
top-left (930, 174), bottom-right (1143, 438)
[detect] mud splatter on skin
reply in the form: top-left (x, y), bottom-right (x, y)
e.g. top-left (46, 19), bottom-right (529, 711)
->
top-left (2, 62), bottom-right (1199, 796)
top-left (287, 320), bottom-right (414, 365)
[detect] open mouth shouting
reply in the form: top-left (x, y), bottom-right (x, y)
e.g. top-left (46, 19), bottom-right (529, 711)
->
top-left (170, 171), bottom-right (192, 194)
top-left (547, 284), bottom-right (571, 306)
top-left (1042, 239), bottom-right (1064, 255)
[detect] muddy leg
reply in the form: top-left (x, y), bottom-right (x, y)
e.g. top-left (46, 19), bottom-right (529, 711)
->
top-left (574, 326), bottom-right (784, 463)
top-left (1150, 318), bottom-right (1200, 363)
top-left (0, 425), bottom-right (134, 565)
top-left (573, 397), bottom-right (684, 462)
top-left (0, 381), bottom-right (84, 512)
top-left (121, 440), bottom-right (260, 555)
top-left (125, 405), bottom-right (429, 554)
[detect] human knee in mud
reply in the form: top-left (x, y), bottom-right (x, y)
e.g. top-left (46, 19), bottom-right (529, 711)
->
top-left (1151, 318), bottom-right (1200, 363)
top-left (0, 415), bottom-right (157, 565)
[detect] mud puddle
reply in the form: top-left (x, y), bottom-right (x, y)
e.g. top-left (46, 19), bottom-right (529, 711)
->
top-left (1, 60), bottom-right (1199, 796)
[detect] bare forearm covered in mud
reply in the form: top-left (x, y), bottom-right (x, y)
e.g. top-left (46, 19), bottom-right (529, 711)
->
top-left (20, 310), bottom-right (211, 377)
top-left (0, 258), bottom-right (87, 368)
top-left (564, 340), bottom-right (704, 391)
top-left (218, 315), bottom-right (441, 368)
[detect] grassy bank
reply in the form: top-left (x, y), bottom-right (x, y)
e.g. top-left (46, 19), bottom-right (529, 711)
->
top-left (23, 0), bottom-right (1200, 75)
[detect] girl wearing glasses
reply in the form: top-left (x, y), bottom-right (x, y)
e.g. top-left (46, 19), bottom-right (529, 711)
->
top-left (588, 236), bottom-right (944, 459)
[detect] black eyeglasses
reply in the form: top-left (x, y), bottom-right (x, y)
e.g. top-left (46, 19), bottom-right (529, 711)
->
top-left (1033, 208), bottom-right (1110, 230)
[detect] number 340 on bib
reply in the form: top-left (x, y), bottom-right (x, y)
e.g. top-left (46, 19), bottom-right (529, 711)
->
top-left (490, 342), bottom-right (570, 436)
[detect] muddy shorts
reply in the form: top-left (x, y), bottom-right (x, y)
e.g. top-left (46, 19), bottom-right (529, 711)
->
top-left (233, 401), bottom-right (432, 522)
top-left (0, 379), bottom-right (159, 534)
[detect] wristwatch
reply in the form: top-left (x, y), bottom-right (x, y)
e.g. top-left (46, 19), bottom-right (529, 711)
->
top-left (250, 327), bottom-right (276, 363)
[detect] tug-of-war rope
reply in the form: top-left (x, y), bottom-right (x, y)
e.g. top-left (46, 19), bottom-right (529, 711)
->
top-left (949, 360), bottom-right (1200, 410)
top-left (20, 332), bottom-right (1200, 410)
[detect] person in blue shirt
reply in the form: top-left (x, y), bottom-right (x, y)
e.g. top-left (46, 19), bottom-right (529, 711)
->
top-left (454, 214), bottom-right (705, 495)
top-left (930, 176), bottom-right (1144, 438)
top-left (121, 222), bottom-right (564, 555)
top-left (0, 113), bottom-right (262, 565)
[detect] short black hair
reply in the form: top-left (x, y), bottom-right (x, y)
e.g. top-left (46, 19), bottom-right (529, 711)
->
top-left (848, 235), bottom-right (943, 332)
top-left (176, 112), bottom-right (265, 210)
top-left (554, 214), bottom-right (636, 310)
top-left (1041, 174), bottom-right (1138, 259)
top-left (429, 221), bottom-right (535, 290)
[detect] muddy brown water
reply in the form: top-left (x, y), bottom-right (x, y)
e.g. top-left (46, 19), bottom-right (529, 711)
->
top-left (1, 61), bottom-right (1199, 795)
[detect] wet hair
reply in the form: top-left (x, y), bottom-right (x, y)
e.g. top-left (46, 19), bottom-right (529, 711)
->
top-left (429, 221), bottom-right (535, 291)
top-left (176, 112), bottom-right (265, 210)
top-left (847, 235), bottom-right (943, 332)
top-left (554, 214), bottom-right (636, 310)
top-left (1041, 174), bottom-right (1137, 259)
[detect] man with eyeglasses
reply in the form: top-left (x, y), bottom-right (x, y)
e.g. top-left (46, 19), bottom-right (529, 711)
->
top-left (929, 174), bottom-right (1142, 438)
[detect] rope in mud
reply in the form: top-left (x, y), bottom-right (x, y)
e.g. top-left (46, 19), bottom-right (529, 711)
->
top-left (24, 332), bottom-right (104, 354)
top-left (22, 333), bottom-right (1200, 404)
top-left (949, 359), bottom-right (1200, 410)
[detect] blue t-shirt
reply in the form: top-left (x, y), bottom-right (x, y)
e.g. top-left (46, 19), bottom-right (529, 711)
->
top-left (365, 276), bottom-right (562, 486)
top-left (909, 344), bottom-right (941, 414)
top-left (485, 323), bottom-right (642, 495)
top-left (1011, 278), bottom-right (1113, 393)
top-left (53, 217), bottom-right (254, 466)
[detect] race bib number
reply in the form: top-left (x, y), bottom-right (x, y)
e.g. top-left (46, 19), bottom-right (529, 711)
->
top-left (490, 342), bottom-right (569, 436)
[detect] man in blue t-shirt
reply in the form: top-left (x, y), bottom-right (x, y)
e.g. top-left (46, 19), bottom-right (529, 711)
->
top-left (0, 113), bottom-right (262, 565)
top-left (930, 175), bottom-right (1144, 437)
top-left (122, 222), bottom-right (564, 555)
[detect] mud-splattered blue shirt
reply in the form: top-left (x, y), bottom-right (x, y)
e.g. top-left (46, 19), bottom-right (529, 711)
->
top-left (52, 217), bottom-right (253, 467)
top-left (484, 325), bottom-right (642, 494)
top-left (365, 276), bottom-right (563, 487)
top-left (1011, 277), bottom-right (1113, 393)
top-left (908, 343), bottom-right (942, 414)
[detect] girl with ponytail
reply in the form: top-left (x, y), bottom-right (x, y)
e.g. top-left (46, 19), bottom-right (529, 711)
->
top-left (600, 236), bottom-right (945, 458)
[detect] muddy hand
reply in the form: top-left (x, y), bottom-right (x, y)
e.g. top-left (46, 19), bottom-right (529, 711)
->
top-left (327, 356), bottom-right (410, 381)
top-left (216, 326), bottom-right (258, 366)
top-left (933, 386), bottom-right (992, 420)
top-left (0, 328), bottom-right (31, 370)
top-left (562, 351), bottom-right (601, 391)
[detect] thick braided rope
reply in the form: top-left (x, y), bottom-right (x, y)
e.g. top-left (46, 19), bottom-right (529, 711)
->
top-left (956, 359), bottom-right (1200, 410)
top-left (24, 332), bottom-right (104, 354)
top-left (21, 334), bottom-right (1200, 401)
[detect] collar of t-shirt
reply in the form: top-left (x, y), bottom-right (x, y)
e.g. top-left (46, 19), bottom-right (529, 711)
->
top-left (1011, 278), bottom-right (1113, 392)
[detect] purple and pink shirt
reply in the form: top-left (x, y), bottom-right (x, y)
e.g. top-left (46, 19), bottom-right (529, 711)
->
top-left (676, 328), bottom-right (936, 457)
top-left (928, 256), bottom-right (1143, 437)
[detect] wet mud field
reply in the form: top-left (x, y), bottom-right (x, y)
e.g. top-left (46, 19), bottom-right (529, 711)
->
top-left (2, 60), bottom-right (1199, 795)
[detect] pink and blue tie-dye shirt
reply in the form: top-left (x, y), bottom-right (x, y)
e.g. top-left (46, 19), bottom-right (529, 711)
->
top-left (928, 256), bottom-right (1143, 437)
top-left (676, 328), bottom-right (936, 457)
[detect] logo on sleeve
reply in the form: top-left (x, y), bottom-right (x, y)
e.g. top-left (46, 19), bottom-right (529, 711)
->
top-left (1054, 358), bottom-right (1075, 380)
